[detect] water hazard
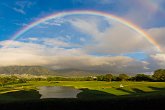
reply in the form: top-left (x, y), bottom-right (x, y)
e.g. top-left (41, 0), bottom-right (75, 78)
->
top-left (38, 86), bottom-right (82, 99)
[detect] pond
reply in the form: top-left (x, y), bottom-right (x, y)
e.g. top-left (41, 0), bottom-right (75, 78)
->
top-left (38, 86), bottom-right (82, 99)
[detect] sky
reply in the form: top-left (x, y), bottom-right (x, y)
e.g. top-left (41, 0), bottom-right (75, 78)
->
top-left (0, 0), bottom-right (165, 73)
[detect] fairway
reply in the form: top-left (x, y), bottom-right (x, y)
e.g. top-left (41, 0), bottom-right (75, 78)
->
top-left (0, 81), bottom-right (165, 110)
top-left (0, 81), bottom-right (165, 101)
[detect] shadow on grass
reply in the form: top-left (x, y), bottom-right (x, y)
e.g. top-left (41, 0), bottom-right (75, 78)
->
top-left (116, 88), bottom-right (146, 95)
top-left (132, 88), bottom-right (146, 93)
top-left (0, 89), bottom-right (41, 102)
top-left (148, 86), bottom-right (164, 90)
top-left (77, 88), bottom-right (115, 99)
top-left (0, 86), bottom-right (165, 110)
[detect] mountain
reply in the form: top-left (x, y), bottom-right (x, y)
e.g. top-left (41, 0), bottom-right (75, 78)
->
top-left (51, 69), bottom-right (102, 77)
top-left (0, 66), bottom-right (134, 77)
top-left (0, 66), bottom-right (104, 77)
top-left (0, 66), bottom-right (54, 75)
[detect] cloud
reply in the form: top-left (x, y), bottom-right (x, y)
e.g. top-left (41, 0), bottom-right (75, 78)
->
top-left (69, 17), bottom-right (154, 54)
top-left (119, 0), bottom-right (165, 27)
top-left (25, 37), bottom-right (73, 48)
top-left (147, 27), bottom-right (165, 52)
top-left (11, 1), bottom-right (36, 14)
top-left (0, 40), bottom-right (43, 49)
top-left (0, 40), bottom-right (149, 73)
top-left (14, 22), bottom-right (28, 26)
top-left (0, 40), bottom-right (84, 56)
top-left (140, 26), bottom-right (165, 70)
top-left (42, 18), bottom-right (65, 26)
top-left (15, 1), bottom-right (35, 9)
top-left (150, 54), bottom-right (165, 67)
top-left (48, 56), bottom-right (148, 73)
top-left (145, 53), bottom-right (165, 71)
top-left (74, 0), bottom-right (164, 27)
top-left (28, 37), bottom-right (38, 41)
top-left (42, 21), bottom-right (61, 26)
top-left (13, 7), bottom-right (25, 14)
top-left (2, 3), bottom-right (25, 14)
top-left (42, 38), bottom-right (70, 47)
top-left (69, 18), bottom-right (99, 36)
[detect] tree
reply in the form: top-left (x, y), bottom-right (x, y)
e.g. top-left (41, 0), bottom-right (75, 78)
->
top-left (17, 78), bottom-right (27, 83)
top-left (0, 77), bottom-right (10, 87)
top-left (118, 74), bottom-right (129, 81)
top-left (133, 74), bottom-right (153, 81)
top-left (105, 74), bottom-right (113, 82)
top-left (10, 75), bottom-right (18, 83)
top-left (153, 69), bottom-right (165, 81)
top-left (97, 75), bottom-right (105, 81)
top-left (112, 75), bottom-right (118, 81)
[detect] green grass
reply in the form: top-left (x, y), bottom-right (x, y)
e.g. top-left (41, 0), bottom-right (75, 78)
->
top-left (0, 81), bottom-right (165, 110)
top-left (0, 81), bottom-right (165, 101)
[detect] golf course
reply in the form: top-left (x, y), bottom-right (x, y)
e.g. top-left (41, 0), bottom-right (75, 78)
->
top-left (0, 81), bottom-right (165, 110)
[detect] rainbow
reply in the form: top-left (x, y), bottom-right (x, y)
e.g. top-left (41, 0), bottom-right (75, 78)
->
top-left (11, 10), bottom-right (162, 52)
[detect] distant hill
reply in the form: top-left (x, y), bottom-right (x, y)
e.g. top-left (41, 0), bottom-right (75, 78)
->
top-left (52, 69), bottom-right (102, 77)
top-left (0, 66), bottom-right (105, 77)
top-left (0, 66), bottom-right (135, 77)
top-left (0, 66), bottom-right (54, 75)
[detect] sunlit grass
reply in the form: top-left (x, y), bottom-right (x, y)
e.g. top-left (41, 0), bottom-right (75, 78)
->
top-left (1, 81), bottom-right (165, 95)
top-left (0, 81), bottom-right (165, 102)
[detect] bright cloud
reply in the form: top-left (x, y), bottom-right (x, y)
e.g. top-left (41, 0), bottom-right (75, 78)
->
top-left (69, 17), bottom-right (155, 54)
top-left (0, 40), bottom-right (149, 73)
top-left (42, 38), bottom-right (70, 47)
top-left (42, 18), bottom-right (65, 26)
top-left (150, 54), bottom-right (165, 67)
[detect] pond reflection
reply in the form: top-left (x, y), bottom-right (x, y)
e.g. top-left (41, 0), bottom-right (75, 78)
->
top-left (38, 86), bottom-right (82, 99)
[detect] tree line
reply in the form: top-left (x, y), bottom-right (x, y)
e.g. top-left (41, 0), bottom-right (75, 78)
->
top-left (96, 69), bottom-right (165, 82)
top-left (0, 69), bottom-right (165, 86)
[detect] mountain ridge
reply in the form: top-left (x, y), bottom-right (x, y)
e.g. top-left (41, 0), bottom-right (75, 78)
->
top-left (0, 66), bottom-right (106, 77)
top-left (0, 66), bottom-right (137, 77)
